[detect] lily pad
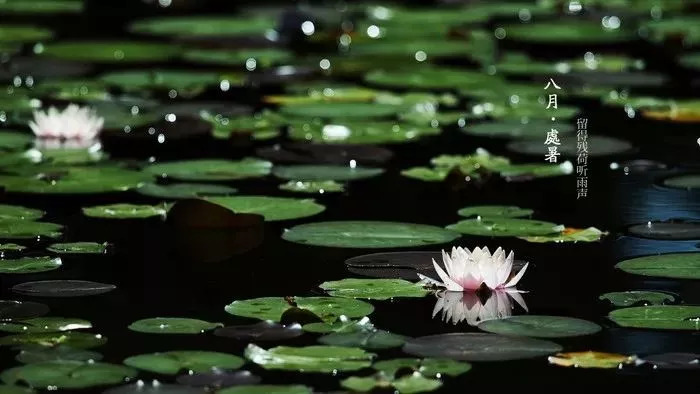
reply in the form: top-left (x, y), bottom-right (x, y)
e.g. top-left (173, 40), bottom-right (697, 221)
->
top-left (176, 370), bottom-right (260, 389)
top-left (457, 205), bottom-right (533, 219)
top-left (599, 291), bottom-right (676, 307)
top-left (548, 351), bottom-right (637, 368)
top-left (477, 315), bottom-right (601, 338)
top-left (214, 321), bottom-right (303, 341)
top-left (507, 136), bottom-right (633, 157)
top-left (0, 332), bottom-right (106, 349)
top-left (319, 279), bottom-right (429, 300)
top-left (279, 181), bottom-right (345, 194)
top-left (446, 218), bottom-right (564, 237)
top-left (628, 221), bottom-right (700, 240)
top-left (11, 280), bottom-right (116, 297)
top-left (226, 297), bottom-right (374, 323)
top-left (0, 25), bottom-right (53, 43)
top-left (341, 373), bottom-right (441, 394)
top-left (0, 205), bottom-right (44, 221)
top-left (365, 67), bottom-right (500, 90)
top-left (0, 221), bottom-right (63, 239)
top-left (124, 351), bottom-right (244, 375)
top-left (463, 120), bottom-right (574, 139)
top-left (0, 244), bottom-right (25, 252)
top-left (519, 227), bottom-right (605, 243)
top-left (615, 253), bottom-right (700, 280)
top-left (40, 41), bottom-right (179, 63)
top-left (0, 386), bottom-right (34, 394)
top-left (128, 318), bottom-right (222, 335)
top-left (0, 0), bottom-right (83, 14)
top-left (245, 344), bottom-right (374, 373)
top-left (144, 158), bottom-right (272, 181)
top-left (643, 16), bottom-right (700, 46)
top-left (403, 333), bottom-right (562, 361)
top-left (16, 345), bottom-right (102, 364)
top-left (280, 102), bottom-right (401, 119)
top-left (288, 121), bottom-right (440, 144)
top-left (129, 16), bottom-right (275, 38)
top-left (82, 204), bottom-right (168, 220)
top-left (205, 196), bottom-right (325, 221)
top-left (100, 70), bottom-right (229, 97)
top-left (273, 165), bottom-right (383, 182)
top-left (0, 132), bottom-right (33, 152)
top-left (105, 382), bottom-right (205, 394)
top-left (373, 358), bottom-right (471, 378)
top-left (504, 21), bottom-right (635, 44)
top-left (608, 305), bottom-right (700, 330)
top-left (663, 174), bottom-right (700, 189)
top-left (319, 329), bottom-right (406, 350)
top-left (0, 317), bottom-right (91, 334)
top-left (0, 301), bottom-right (48, 320)
top-left (46, 242), bottom-right (108, 254)
top-left (218, 385), bottom-right (311, 394)
top-left (31, 79), bottom-right (109, 101)
top-left (137, 183), bottom-right (237, 199)
top-left (256, 142), bottom-right (393, 165)
top-left (0, 361), bottom-right (136, 389)
top-left (0, 166), bottom-right (150, 194)
top-left (184, 48), bottom-right (292, 67)
top-left (283, 221), bottom-right (460, 248)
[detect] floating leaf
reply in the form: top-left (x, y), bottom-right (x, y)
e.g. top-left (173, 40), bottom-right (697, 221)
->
top-left (403, 333), bottom-right (562, 361)
top-left (477, 315), bottom-right (601, 338)
top-left (214, 321), bottom-right (303, 341)
top-left (104, 382), bottom-right (204, 394)
top-left (218, 385), bottom-right (311, 394)
top-left (283, 221), bottom-right (460, 248)
top-left (0, 361), bottom-right (136, 389)
top-left (40, 41), bottom-right (179, 63)
top-left (82, 204), bottom-right (168, 219)
top-left (504, 21), bottom-right (635, 43)
top-left (184, 48), bottom-right (292, 67)
top-left (0, 317), bottom-right (91, 333)
top-left (0, 25), bottom-right (53, 43)
top-left (0, 301), bottom-right (49, 320)
top-left (279, 103), bottom-right (401, 119)
top-left (446, 218), bottom-right (564, 237)
top-left (0, 132), bottom-right (33, 152)
top-left (137, 183), bottom-right (237, 199)
top-left (129, 16), bottom-right (275, 38)
top-left (272, 165), bottom-right (384, 182)
top-left (599, 291), bottom-right (676, 307)
top-left (144, 159), bottom-right (272, 181)
top-left (0, 0), bottom-right (81, 14)
top-left (365, 67), bottom-right (500, 90)
top-left (279, 181), bottom-right (344, 194)
top-left (341, 373), bottom-right (442, 394)
top-left (0, 244), bottom-right (25, 252)
top-left (319, 279), bottom-right (429, 300)
top-left (548, 351), bottom-right (637, 368)
top-left (175, 370), bottom-right (260, 389)
top-left (615, 253), bottom-right (700, 280)
top-left (12, 280), bottom-right (116, 297)
top-left (0, 332), bottom-right (106, 349)
top-left (0, 166), bottom-right (150, 194)
top-left (100, 70), bottom-right (228, 97)
top-left (0, 385), bottom-right (34, 394)
top-left (16, 345), bottom-right (102, 364)
top-left (124, 351), bottom-right (244, 375)
top-left (128, 318), bottom-right (222, 334)
top-left (245, 344), bottom-right (374, 373)
top-left (628, 221), bottom-right (700, 240)
top-left (205, 196), bottom-right (325, 221)
top-left (225, 297), bottom-right (374, 323)
top-left (288, 121), bottom-right (439, 144)
top-left (319, 329), bottom-right (406, 350)
top-left (46, 242), bottom-right (107, 255)
top-left (373, 358), bottom-right (471, 378)
top-left (519, 227), bottom-right (605, 243)
top-left (0, 257), bottom-right (61, 274)
top-left (608, 305), bottom-right (700, 330)
top-left (0, 205), bottom-right (44, 221)
top-left (662, 174), bottom-right (700, 190)
top-left (457, 205), bottom-right (533, 219)
top-left (0, 220), bottom-right (63, 240)
top-left (507, 136), bottom-right (633, 157)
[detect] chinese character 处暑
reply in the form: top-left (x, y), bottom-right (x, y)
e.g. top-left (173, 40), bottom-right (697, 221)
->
top-left (545, 146), bottom-right (560, 163)
top-left (577, 118), bottom-right (588, 129)
top-left (577, 177), bottom-right (588, 188)
top-left (577, 152), bottom-right (588, 165)
top-left (544, 78), bottom-right (561, 90)
top-left (544, 129), bottom-right (561, 145)
top-left (577, 129), bottom-right (588, 141)
top-left (577, 140), bottom-right (588, 153)
top-left (576, 165), bottom-right (587, 176)
top-left (546, 94), bottom-right (558, 109)
top-left (577, 189), bottom-right (588, 199)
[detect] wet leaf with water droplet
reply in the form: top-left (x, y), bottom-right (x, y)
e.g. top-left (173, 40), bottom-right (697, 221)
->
top-left (0, 361), bottom-right (137, 389)
top-left (128, 318), bottom-right (222, 335)
top-left (124, 351), bottom-right (244, 374)
top-left (245, 344), bottom-right (374, 373)
top-left (548, 351), bottom-right (637, 368)
top-left (0, 317), bottom-right (91, 333)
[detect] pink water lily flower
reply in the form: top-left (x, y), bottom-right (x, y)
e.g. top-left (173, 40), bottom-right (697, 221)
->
top-left (418, 246), bottom-right (528, 291)
top-left (29, 104), bottom-right (104, 141)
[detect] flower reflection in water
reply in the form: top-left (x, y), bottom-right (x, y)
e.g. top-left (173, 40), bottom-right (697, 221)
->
top-left (432, 289), bottom-right (528, 326)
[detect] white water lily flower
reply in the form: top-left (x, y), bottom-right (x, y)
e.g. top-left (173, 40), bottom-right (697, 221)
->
top-left (432, 290), bottom-right (528, 326)
top-left (418, 246), bottom-right (528, 291)
top-left (29, 104), bottom-right (104, 141)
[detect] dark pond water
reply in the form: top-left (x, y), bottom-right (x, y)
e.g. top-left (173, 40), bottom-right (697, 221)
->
top-left (1, 0), bottom-right (700, 392)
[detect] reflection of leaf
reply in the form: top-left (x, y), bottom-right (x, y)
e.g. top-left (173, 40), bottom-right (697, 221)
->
top-left (245, 344), bottom-right (374, 373)
top-left (548, 351), bottom-right (637, 369)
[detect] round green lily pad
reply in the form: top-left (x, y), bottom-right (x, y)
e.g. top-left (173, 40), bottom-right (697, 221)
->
top-left (129, 16), bottom-right (275, 37)
top-left (279, 180), bottom-right (345, 194)
top-left (124, 351), bottom-right (244, 375)
top-left (341, 374), bottom-right (441, 394)
top-left (128, 318), bottom-right (222, 335)
top-left (272, 165), bottom-right (384, 181)
top-left (100, 70), bottom-right (225, 95)
top-left (0, 331), bottom-right (106, 349)
top-left (643, 17), bottom-right (700, 45)
top-left (319, 329), bottom-right (406, 350)
top-left (615, 253), bottom-right (700, 280)
top-left (0, 244), bottom-right (26, 252)
top-left (319, 278), bottom-right (429, 300)
top-left (446, 218), bottom-right (564, 237)
top-left (463, 120), bottom-right (575, 139)
top-left (280, 102), bottom-right (401, 119)
top-left (31, 79), bottom-right (109, 101)
top-left (608, 305), bottom-right (700, 330)
top-left (599, 291), bottom-right (676, 307)
top-left (507, 135), bottom-right (633, 157)
top-left (0, 220), bottom-right (63, 240)
top-left (373, 358), bottom-right (471, 378)
top-left (205, 196), bottom-right (325, 221)
top-left (16, 345), bottom-right (102, 364)
top-left (477, 315), bottom-right (601, 338)
top-left (0, 132), bottom-right (33, 152)
top-left (144, 158), bottom-right (272, 181)
top-left (0, 257), bottom-right (62, 274)
top-left (226, 296), bottom-right (374, 323)
top-left (82, 204), bottom-right (168, 220)
top-left (288, 121), bottom-right (440, 144)
top-left (0, 361), bottom-right (136, 389)
top-left (0, 25), bottom-right (53, 43)
top-left (0, 385), bottom-right (34, 394)
top-left (663, 174), bottom-right (700, 189)
top-left (137, 183), bottom-right (237, 199)
top-left (219, 385), bottom-right (312, 394)
top-left (46, 242), bottom-right (107, 254)
top-left (365, 68), bottom-right (499, 90)
top-left (0, 204), bottom-right (44, 221)
top-left (245, 344), bottom-right (374, 373)
top-left (403, 333), bottom-right (562, 361)
top-left (457, 205), bottom-right (533, 218)
top-left (0, 166), bottom-right (150, 194)
top-left (504, 21), bottom-right (636, 44)
top-left (283, 221), bottom-right (460, 248)
top-left (40, 41), bottom-right (179, 63)
top-left (0, 0), bottom-right (83, 14)
top-left (184, 48), bottom-right (292, 67)
top-left (0, 317), bottom-right (91, 334)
